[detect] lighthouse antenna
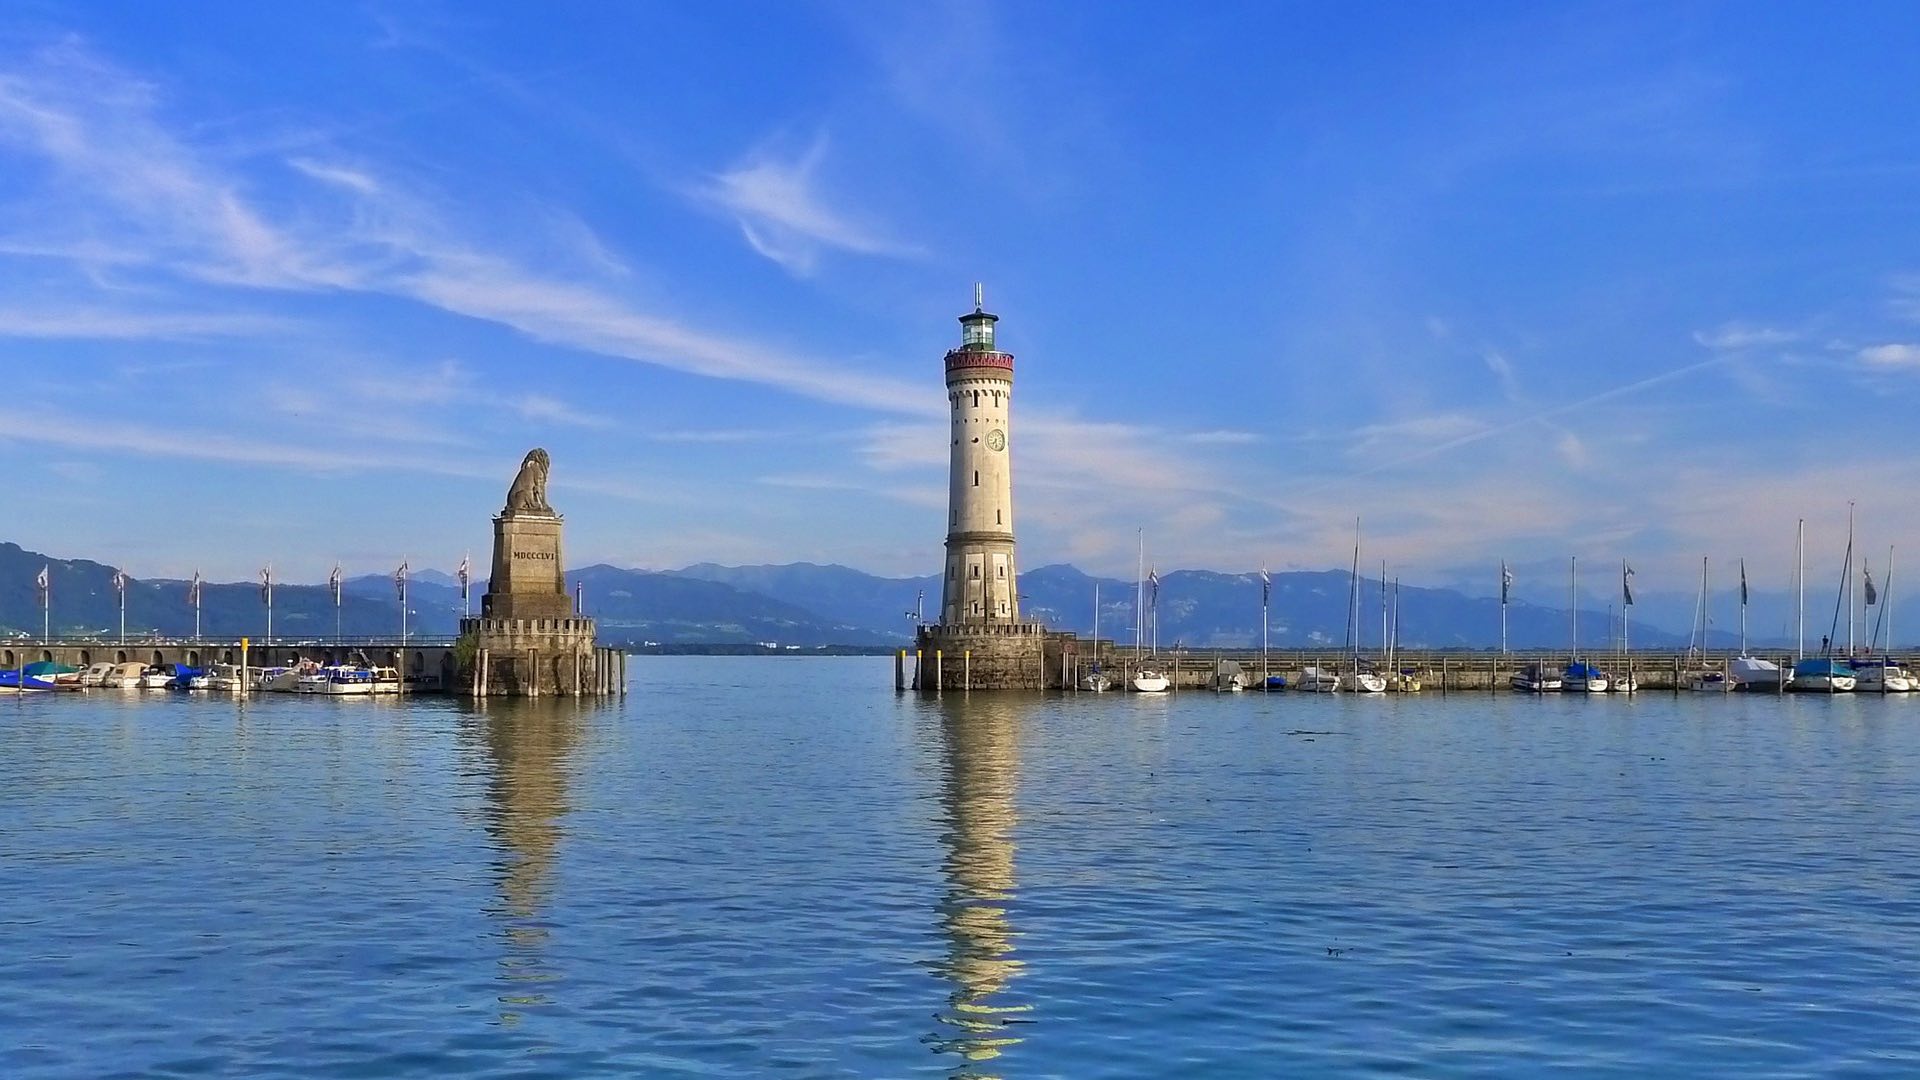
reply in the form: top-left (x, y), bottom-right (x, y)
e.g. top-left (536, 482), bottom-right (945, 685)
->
top-left (974, 282), bottom-right (984, 312)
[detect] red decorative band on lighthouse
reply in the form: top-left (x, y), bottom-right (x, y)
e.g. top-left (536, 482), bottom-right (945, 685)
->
top-left (944, 349), bottom-right (1015, 374)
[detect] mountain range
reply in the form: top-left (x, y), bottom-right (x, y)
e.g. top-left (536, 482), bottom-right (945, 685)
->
top-left (4, 540), bottom-right (1829, 650)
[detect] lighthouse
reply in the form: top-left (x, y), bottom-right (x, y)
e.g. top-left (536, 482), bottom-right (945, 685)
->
top-left (941, 284), bottom-right (1022, 625)
top-left (914, 286), bottom-right (1061, 692)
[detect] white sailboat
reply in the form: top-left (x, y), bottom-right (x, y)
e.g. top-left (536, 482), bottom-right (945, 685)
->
top-left (1684, 557), bottom-right (1729, 692)
top-left (1563, 556), bottom-right (1608, 692)
top-left (1079, 581), bottom-right (1113, 692)
top-left (1728, 553), bottom-right (1788, 691)
top-left (1791, 513), bottom-right (1857, 693)
top-left (1337, 520), bottom-right (1386, 693)
top-left (1130, 532), bottom-right (1169, 693)
top-left (1855, 545), bottom-right (1913, 692)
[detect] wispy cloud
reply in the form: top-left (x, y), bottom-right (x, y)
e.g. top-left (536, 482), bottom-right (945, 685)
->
top-left (287, 156), bottom-right (378, 195)
top-left (692, 134), bottom-right (922, 275)
top-left (0, 41), bottom-right (935, 417)
top-left (1858, 343), bottom-right (1920, 368)
top-left (1693, 322), bottom-right (1796, 351)
top-left (0, 307), bottom-right (288, 339)
top-left (1184, 429), bottom-right (1263, 445)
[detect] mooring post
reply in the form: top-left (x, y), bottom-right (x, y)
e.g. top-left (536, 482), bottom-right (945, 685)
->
top-left (965, 650), bottom-right (972, 692)
top-left (1441, 655), bottom-right (1449, 695)
top-left (913, 649), bottom-right (922, 692)
top-left (1672, 655), bottom-right (1680, 695)
top-left (894, 650), bottom-right (905, 693)
top-left (935, 649), bottom-right (943, 692)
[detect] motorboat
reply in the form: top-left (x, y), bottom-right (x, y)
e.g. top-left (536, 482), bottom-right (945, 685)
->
top-left (369, 667), bottom-right (402, 695)
top-left (317, 667), bottom-right (376, 695)
top-left (260, 662), bottom-right (319, 693)
top-left (204, 663), bottom-right (251, 693)
top-left (1337, 668), bottom-right (1387, 694)
top-left (140, 664), bottom-right (181, 689)
top-left (1789, 658), bottom-right (1856, 693)
top-left (1211, 660), bottom-right (1250, 692)
top-left (1562, 661), bottom-right (1609, 693)
top-left (1730, 655), bottom-right (1791, 691)
top-left (1608, 672), bottom-right (1638, 694)
top-left (1511, 663), bottom-right (1563, 693)
top-left (1848, 658), bottom-right (1914, 693)
top-left (1384, 669), bottom-right (1422, 693)
top-left (26, 661), bottom-right (82, 687)
top-left (169, 665), bottom-right (207, 690)
top-left (1686, 670), bottom-right (1729, 692)
top-left (1078, 667), bottom-right (1114, 692)
top-left (1261, 674), bottom-right (1288, 691)
top-left (103, 662), bottom-right (147, 688)
top-left (1296, 666), bottom-right (1340, 693)
top-left (79, 662), bottom-right (115, 687)
top-left (0, 670), bottom-right (55, 694)
top-left (1130, 665), bottom-right (1170, 693)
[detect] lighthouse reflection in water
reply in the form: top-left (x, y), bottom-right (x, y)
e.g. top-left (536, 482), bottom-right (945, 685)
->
top-left (928, 694), bottom-right (1034, 1075)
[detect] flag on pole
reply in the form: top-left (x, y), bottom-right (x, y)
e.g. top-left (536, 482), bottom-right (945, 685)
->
top-left (1740, 559), bottom-right (1749, 605)
top-left (1622, 565), bottom-right (1636, 606)
top-left (260, 565), bottom-right (273, 604)
top-left (1148, 568), bottom-right (1159, 606)
top-left (188, 571), bottom-right (201, 605)
top-left (395, 561), bottom-right (408, 601)
top-left (328, 563), bottom-right (342, 606)
top-left (1260, 566), bottom-right (1270, 606)
top-left (35, 564), bottom-right (49, 602)
top-left (457, 554), bottom-right (470, 591)
top-left (1501, 562), bottom-right (1512, 604)
top-left (1865, 567), bottom-right (1879, 607)
top-left (112, 569), bottom-right (127, 597)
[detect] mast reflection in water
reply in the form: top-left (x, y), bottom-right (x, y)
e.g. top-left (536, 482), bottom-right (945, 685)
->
top-left (928, 695), bottom-right (1035, 1076)
top-left (468, 699), bottom-right (586, 1026)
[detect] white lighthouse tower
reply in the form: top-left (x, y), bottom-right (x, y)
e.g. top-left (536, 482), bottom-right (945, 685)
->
top-left (941, 284), bottom-right (1022, 626)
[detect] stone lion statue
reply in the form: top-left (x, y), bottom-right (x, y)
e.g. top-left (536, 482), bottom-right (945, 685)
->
top-left (504, 448), bottom-right (554, 514)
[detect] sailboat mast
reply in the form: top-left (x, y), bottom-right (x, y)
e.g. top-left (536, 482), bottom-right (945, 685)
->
top-left (1703, 556), bottom-right (1710, 656)
top-left (1121, 526), bottom-right (1136, 657)
top-left (1345, 517), bottom-right (1361, 661)
top-left (1570, 555), bottom-right (1578, 660)
top-left (1796, 518), bottom-right (1805, 661)
top-left (1847, 502), bottom-right (1856, 656)
top-left (1380, 559), bottom-right (1388, 664)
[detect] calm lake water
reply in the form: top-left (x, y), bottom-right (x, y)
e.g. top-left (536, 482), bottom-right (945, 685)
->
top-left (5, 657), bottom-right (1920, 1078)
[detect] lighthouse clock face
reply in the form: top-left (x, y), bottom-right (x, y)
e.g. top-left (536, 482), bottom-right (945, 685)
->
top-left (986, 428), bottom-right (1006, 451)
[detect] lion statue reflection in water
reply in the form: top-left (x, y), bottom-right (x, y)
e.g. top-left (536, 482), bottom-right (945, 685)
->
top-left (504, 448), bottom-right (554, 514)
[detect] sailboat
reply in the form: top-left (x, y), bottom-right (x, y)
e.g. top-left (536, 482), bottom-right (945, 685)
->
top-left (1563, 556), bottom-right (1609, 692)
top-left (1608, 559), bottom-right (1638, 693)
top-left (1853, 546), bottom-right (1913, 692)
top-left (1129, 533), bottom-right (1169, 693)
top-left (1684, 557), bottom-right (1728, 692)
top-left (1383, 577), bottom-right (1421, 691)
top-left (1079, 581), bottom-right (1112, 692)
top-left (1336, 520), bottom-right (1386, 693)
top-left (1791, 513), bottom-right (1856, 692)
top-left (1728, 554), bottom-right (1789, 691)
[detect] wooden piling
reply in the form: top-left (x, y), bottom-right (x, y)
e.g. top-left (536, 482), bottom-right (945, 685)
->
top-left (894, 650), bottom-right (905, 693)
top-left (935, 650), bottom-right (943, 692)
top-left (913, 649), bottom-right (922, 692)
top-left (965, 650), bottom-right (972, 692)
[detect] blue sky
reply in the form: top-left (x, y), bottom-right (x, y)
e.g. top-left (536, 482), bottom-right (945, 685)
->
top-left (4, 1), bottom-right (1920, 603)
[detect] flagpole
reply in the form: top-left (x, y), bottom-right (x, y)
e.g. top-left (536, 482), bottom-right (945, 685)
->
top-left (117, 574), bottom-right (125, 646)
top-left (1500, 560), bottom-right (1509, 655)
top-left (193, 572), bottom-right (201, 643)
top-left (42, 566), bottom-right (50, 645)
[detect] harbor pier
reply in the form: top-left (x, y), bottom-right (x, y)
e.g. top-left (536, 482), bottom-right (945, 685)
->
top-left (902, 642), bottom-right (1832, 693)
top-left (4, 637), bottom-right (627, 695)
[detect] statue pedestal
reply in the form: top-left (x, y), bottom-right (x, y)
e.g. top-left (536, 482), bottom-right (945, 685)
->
top-left (486, 512), bottom-right (570, 620)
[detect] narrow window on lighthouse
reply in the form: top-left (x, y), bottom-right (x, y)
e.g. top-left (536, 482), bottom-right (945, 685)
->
top-left (996, 510), bottom-right (1002, 524)
top-left (973, 470), bottom-right (979, 487)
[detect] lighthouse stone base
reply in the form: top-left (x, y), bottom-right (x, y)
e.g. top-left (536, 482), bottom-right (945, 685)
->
top-left (917, 622), bottom-right (1074, 691)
